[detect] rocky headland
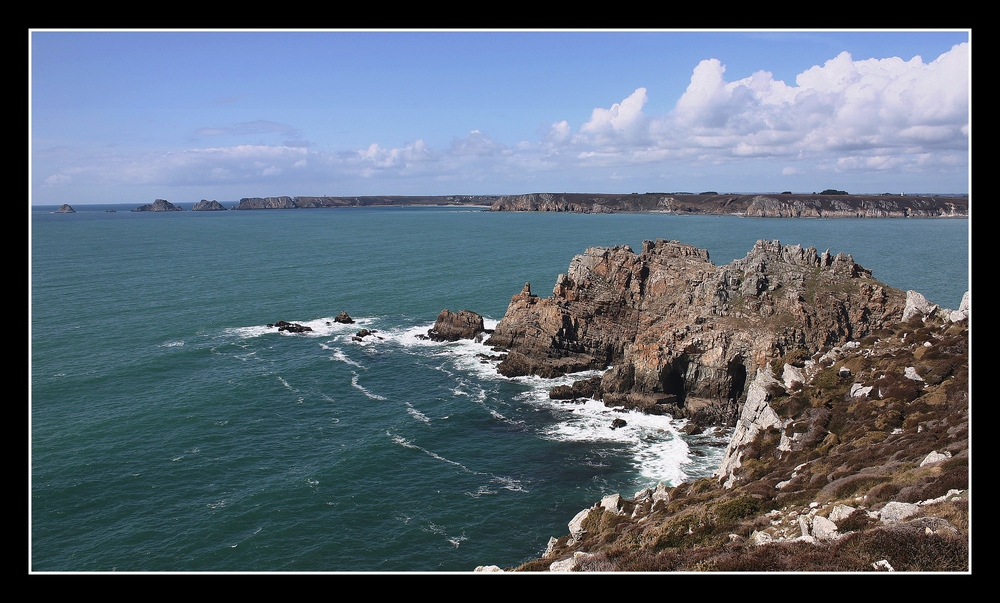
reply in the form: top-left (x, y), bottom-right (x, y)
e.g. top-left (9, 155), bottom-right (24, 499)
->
top-left (471, 239), bottom-right (969, 572)
top-left (488, 192), bottom-right (968, 218)
top-left (131, 199), bottom-right (183, 212)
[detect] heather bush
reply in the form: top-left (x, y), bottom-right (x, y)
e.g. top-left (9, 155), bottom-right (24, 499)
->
top-left (713, 495), bottom-right (761, 523)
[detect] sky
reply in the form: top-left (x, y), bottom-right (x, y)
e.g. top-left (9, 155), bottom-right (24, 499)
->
top-left (29, 29), bottom-right (971, 205)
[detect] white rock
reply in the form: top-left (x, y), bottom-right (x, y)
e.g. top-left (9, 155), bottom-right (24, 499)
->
top-left (782, 363), bottom-right (804, 389)
top-left (811, 515), bottom-right (840, 540)
top-left (829, 504), bottom-right (856, 523)
top-left (873, 559), bottom-right (895, 571)
top-left (474, 565), bottom-right (504, 572)
top-left (919, 450), bottom-right (952, 466)
top-left (904, 366), bottom-right (924, 381)
top-left (903, 290), bottom-right (938, 321)
top-left (567, 507), bottom-right (594, 543)
top-left (879, 501), bottom-right (920, 523)
top-left (600, 493), bottom-right (623, 514)
top-left (850, 383), bottom-right (873, 398)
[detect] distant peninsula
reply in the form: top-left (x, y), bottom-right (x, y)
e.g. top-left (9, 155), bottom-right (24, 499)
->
top-left (128, 192), bottom-right (969, 218)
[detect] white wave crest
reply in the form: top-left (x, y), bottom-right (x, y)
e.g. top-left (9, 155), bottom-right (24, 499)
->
top-left (351, 373), bottom-right (386, 400)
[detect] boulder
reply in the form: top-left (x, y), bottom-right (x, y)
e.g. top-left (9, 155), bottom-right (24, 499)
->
top-left (334, 311), bottom-right (355, 324)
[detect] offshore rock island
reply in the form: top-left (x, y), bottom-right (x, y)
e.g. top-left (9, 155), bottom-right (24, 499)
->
top-left (472, 239), bottom-right (969, 572)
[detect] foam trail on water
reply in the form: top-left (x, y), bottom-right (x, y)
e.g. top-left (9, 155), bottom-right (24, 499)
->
top-left (351, 373), bottom-right (386, 400)
top-left (388, 432), bottom-right (475, 474)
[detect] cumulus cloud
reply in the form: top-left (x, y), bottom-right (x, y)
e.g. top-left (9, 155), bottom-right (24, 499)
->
top-left (576, 87), bottom-right (651, 147)
top-left (663, 43), bottom-right (969, 164)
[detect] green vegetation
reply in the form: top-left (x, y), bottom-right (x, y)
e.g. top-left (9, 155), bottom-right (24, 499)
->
top-left (511, 314), bottom-right (968, 572)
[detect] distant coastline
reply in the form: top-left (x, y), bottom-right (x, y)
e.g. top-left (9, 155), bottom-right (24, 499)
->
top-left (37, 192), bottom-right (969, 219)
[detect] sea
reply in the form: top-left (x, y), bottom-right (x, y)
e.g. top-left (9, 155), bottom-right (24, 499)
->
top-left (29, 203), bottom-right (970, 572)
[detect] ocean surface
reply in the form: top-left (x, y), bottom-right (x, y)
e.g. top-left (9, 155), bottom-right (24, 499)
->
top-left (30, 204), bottom-right (969, 572)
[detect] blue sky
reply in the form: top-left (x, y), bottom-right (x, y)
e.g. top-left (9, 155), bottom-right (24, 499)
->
top-left (29, 29), bottom-right (970, 205)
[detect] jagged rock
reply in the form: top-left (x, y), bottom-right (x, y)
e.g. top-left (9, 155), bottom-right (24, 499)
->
top-left (948, 291), bottom-right (971, 323)
top-left (427, 309), bottom-right (485, 342)
top-left (131, 198), bottom-right (183, 212)
top-left (55, 204), bottom-right (75, 213)
top-left (269, 320), bottom-right (312, 333)
top-left (567, 507), bottom-right (595, 544)
top-left (487, 239), bottom-right (905, 426)
top-left (902, 290), bottom-right (938, 321)
top-left (334, 311), bottom-right (355, 324)
top-left (717, 368), bottom-right (785, 488)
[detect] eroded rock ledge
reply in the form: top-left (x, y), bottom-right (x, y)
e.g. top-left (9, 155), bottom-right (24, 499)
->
top-left (486, 239), bottom-right (907, 427)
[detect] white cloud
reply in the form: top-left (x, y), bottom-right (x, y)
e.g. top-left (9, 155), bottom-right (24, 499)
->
top-left (576, 87), bottom-right (651, 147)
top-left (33, 43), bottom-right (969, 202)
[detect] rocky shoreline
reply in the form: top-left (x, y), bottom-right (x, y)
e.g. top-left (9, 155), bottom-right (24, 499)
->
top-left (458, 239), bottom-right (969, 572)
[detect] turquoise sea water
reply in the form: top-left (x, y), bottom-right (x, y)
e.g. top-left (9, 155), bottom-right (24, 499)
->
top-left (30, 205), bottom-right (969, 572)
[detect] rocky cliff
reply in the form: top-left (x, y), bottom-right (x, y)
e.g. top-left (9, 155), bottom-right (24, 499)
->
top-left (489, 193), bottom-right (967, 218)
top-left (233, 195), bottom-right (499, 210)
top-left (478, 241), bottom-right (969, 572)
top-left (486, 239), bottom-right (905, 427)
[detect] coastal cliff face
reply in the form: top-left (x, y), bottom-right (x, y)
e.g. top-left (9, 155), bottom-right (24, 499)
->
top-left (489, 193), bottom-right (967, 218)
top-left (486, 239), bottom-right (905, 426)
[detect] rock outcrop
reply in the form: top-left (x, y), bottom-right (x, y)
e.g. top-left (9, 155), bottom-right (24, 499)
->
top-left (427, 309), bottom-right (487, 342)
top-left (191, 199), bottom-right (228, 211)
top-left (132, 199), bottom-right (183, 212)
top-left (55, 204), bottom-right (75, 213)
top-left (486, 239), bottom-right (906, 426)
